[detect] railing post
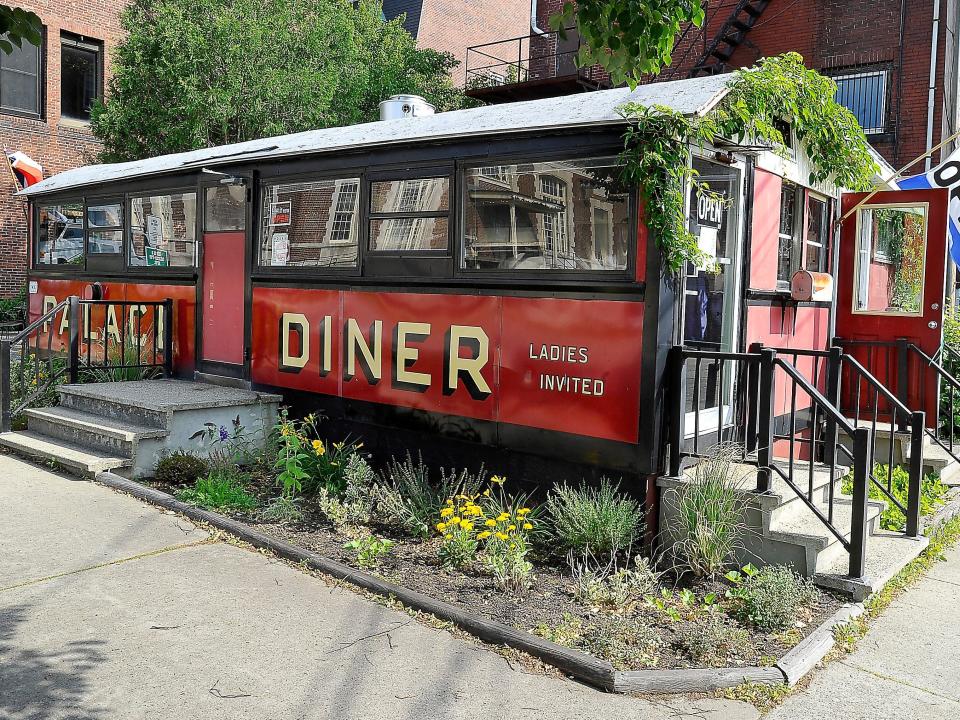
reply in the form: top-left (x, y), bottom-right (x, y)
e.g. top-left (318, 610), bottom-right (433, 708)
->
top-left (756, 348), bottom-right (777, 493)
top-left (668, 346), bottom-right (686, 477)
top-left (848, 426), bottom-right (872, 579)
top-left (745, 343), bottom-right (762, 456)
top-left (162, 299), bottom-right (174, 377)
top-left (68, 296), bottom-right (80, 384)
top-left (0, 338), bottom-right (10, 433)
top-left (896, 338), bottom-right (910, 407)
top-left (906, 411), bottom-right (925, 538)
top-left (823, 346), bottom-right (842, 467)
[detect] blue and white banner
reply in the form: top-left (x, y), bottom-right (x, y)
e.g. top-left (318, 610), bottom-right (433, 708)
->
top-left (897, 148), bottom-right (960, 268)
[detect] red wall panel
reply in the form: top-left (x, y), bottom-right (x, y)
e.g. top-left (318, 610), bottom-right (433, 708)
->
top-left (750, 168), bottom-right (782, 291)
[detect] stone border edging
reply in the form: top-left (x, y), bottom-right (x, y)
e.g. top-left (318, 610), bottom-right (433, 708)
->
top-left (93, 471), bottom-right (870, 695)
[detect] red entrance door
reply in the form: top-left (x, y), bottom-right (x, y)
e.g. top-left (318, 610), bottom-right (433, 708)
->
top-left (835, 188), bottom-right (950, 418)
top-left (201, 231), bottom-right (246, 366)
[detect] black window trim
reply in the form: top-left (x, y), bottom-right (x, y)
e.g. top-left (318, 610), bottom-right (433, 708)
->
top-left (84, 195), bottom-right (124, 271)
top-left (255, 167), bottom-right (367, 277)
top-left (456, 150), bottom-right (637, 282)
top-left (366, 165), bottom-right (453, 258)
top-left (34, 197), bottom-right (85, 270)
top-left (0, 25), bottom-right (45, 120)
top-left (126, 187), bottom-right (200, 273)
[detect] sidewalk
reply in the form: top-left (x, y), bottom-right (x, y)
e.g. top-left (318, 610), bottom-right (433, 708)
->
top-left (0, 455), bottom-right (754, 720)
top-left (764, 539), bottom-right (960, 720)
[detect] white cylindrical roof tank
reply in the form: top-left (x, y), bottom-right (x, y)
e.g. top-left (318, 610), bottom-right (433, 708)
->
top-left (379, 94), bottom-right (436, 121)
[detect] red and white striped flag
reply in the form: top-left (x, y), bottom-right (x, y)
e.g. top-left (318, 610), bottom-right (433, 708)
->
top-left (6, 150), bottom-right (43, 189)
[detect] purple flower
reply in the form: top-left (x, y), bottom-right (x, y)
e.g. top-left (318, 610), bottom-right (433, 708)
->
top-left (219, 426), bottom-right (229, 442)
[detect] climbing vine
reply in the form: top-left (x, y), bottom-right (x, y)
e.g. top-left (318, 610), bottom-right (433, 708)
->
top-left (621, 53), bottom-right (880, 273)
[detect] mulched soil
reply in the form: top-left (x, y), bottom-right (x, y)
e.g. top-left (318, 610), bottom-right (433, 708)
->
top-left (150, 478), bottom-right (844, 671)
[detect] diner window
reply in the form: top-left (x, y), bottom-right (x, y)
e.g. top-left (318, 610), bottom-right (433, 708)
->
top-left (87, 201), bottom-right (123, 255)
top-left (129, 192), bottom-right (197, 268)
top-left (37, 202), bottom-right (85, 267)
top-left (369, 177), bottom-right (449, 252)
top-left (0, 32), bottom-right (41, 117)
top-left (804, 195), bottom-right (829, 273)
top-left (260, 178), bottom-right (360, 268)
top-left (61, 33), bottom-right (101, 121)
top-left (204, 185), bottom-right (246, 232)
top-left (831, 68), bottom-right (887, 135)
top-left (777, 183), bottom-right (798, 286)
top-left (463, 157), bottom-right (630, 272)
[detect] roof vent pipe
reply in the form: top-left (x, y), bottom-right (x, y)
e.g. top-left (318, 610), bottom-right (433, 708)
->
top-left (379, 94), bottom-right (436, 121)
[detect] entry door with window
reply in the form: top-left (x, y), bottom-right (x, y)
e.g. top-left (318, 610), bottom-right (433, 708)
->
top-left (200, 183), bottom-right (248, 374)
top-left (835, 189), bottom-right (949, 418)
top-left (683, 158), bottom-right (743, 431)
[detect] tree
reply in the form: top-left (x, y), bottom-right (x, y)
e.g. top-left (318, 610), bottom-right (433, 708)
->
top-left (91, 0), bottom-right (466, 162)
top-left (0, 5), bottom-right (41, 54)
top-left (551, 0), bottom-right (704, 86)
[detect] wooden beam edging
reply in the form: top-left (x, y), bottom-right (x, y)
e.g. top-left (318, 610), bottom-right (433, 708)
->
top-left (93, 472), bottom-right (869, 695)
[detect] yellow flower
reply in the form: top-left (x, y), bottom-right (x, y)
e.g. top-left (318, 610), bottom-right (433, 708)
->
top-left (280, 426), bottom-right (291, 437)
top-left (477, 531), bottom-right (491, 540)
top-left (482, 489), bottom-right (491, 497)
top-left (485, 519), bottom-right (496, 527)
top-left (507, 524), bottom-right (516, 531)
top-left (518, 508), bottom-right (531, 516)
top-left (446, 499), bottom-right (453, 506)
top-left (449, 517), bottom-right (461, 526)
top-left (495, 532), bottom-right (508, 541)
top-left (461, 521), bottom-right (474, 532)
top-left (312, 439), bottom-right (326, 456)
top-left (436, 522), bottom-right (447, 532)
top-left (509, 542), bottom-right (516, 549)
top-left (445, 533), bottom-right (453, 540)
top-left (490, 475), bottom-right (505, 485)
top-left (440, 507), bottom-right (454, 518)
top-left (497, 513), bottom-right (510, 522)
top-left (522, 522), bottom-right (533, 530)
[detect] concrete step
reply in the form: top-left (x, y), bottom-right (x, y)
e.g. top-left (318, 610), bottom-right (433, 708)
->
top-left (815, 531), bottom-right (930, 601)
top-left (59, 386), bottom-right (169, 430)
top-left (0, 430), bottom-right (132, 478)
top-left (23, 406), bottom-right (168, 459)
top-left (904, 440), bottom-right (960, 485)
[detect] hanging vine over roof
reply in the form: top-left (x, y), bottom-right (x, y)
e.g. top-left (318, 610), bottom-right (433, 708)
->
top-left (620, 53), bottom-right (880, 273)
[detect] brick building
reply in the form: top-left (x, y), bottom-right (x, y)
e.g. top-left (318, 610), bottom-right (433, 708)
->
top-left (468, 0), bottom-right (960, 172)
top-left (383, 0), bottom-right (530, 85)
top-left (0, 2), bottom-right (125, 298)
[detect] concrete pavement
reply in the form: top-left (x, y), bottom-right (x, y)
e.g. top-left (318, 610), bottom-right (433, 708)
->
top-left (0, 454), bottom-right (755, 720)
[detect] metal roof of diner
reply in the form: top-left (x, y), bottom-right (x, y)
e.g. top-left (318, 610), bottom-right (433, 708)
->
top-left (21, 74), bottom-right (733, 197)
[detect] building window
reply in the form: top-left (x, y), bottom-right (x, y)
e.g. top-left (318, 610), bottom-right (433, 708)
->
top-left (37, 202), bottom-right (84, 266)
top-left (804, 195), bottom-right (829, 272)
top-left (204, 185), bottom-right (246, 232)
top-left (463, 157), bottom-right (630, 272)
top-left (0, 33), bottom-right (41, 117)
top-left (61, 33), bottom-right (101, 121)
top-left (129, 192), bottom-right (197, 268)
top-left (831, 69), bottom-right (887, 135)
top-left (368, 177), bottom-right (449, 252)
top-left (777, 183), bottom-right (798, 286)
top-left (260, 178), bottom-right (361, 268)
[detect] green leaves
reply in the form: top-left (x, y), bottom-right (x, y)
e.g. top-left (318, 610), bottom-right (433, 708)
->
top-left (0, 6), bottom-right (42, 55)
top-left (91, 0), bottom-right (467, 162)
top-left (552, 0), bottom-right (705, 86)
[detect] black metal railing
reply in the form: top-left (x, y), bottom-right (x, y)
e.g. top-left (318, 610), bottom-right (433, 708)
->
top-left (907, 342), bottom-right (960, 465)
top-left (464, 28), bottom-right (608, 91)
top-left (0, 296), bottom-right (173, 432)
top-left (668, 341), bottom-right (926, 579)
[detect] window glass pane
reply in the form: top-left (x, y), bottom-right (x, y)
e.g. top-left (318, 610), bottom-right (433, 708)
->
top-left (463, 157), bottom-right (630, 271)
top-left (87, 202), bottom-right (121, 228)
top-left (61, 41), bottom-right (99, 120)
top-left (834, 71), bottom-right (886, 134)
top-left (371, 178), bottom-right (448, 214)
top-left (777, 185), bottom-right (796, 283)
top-left (37, 202), bottom-right (84, 266)
top-left (129, 193), bottom-right (197, 267)
top-left (0, 34), bottom-right (40, 115)
top-left (259, 178), bottom-right (360, 268)
top-left (89, 229), bottom-right (122, 255)
top-left (854, 206), bottom-right (926, 314)
top-left (805, 196), bottom-right (828, 272)
top-left (205, 185), bottom-right (246, 232)
top-left (370, 217), bottom-right (449, 251)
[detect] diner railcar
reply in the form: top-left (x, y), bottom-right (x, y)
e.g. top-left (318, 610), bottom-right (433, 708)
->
top-left (20, 75), bottom-right (889, 489)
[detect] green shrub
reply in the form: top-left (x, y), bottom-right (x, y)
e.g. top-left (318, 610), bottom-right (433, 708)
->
top-left (372, 453), bottom-right (483, 538)
top-left (570, 553), bottom-right (660, 608)
top-left (726, 564), bottom-right (817, 632)
top-left (546, 478), bottom-right (643, 557)
top-left (676, 615), bottom-right (755, 666)
top-left (154, 450), bottom-right (209, 486)
top-left (258, 495), bottom-right (304, 524)
top-left (841, 464), bottom-right (948, 531)
top-left (0, 288), bottom-right (26, 325)
top-left (536, 614), bottom-right (661, 670)
top-left (666, 446), bottom-right (748, 577)
top-left (344, 534), bottom-right (395, 569)
top-left (176, 470), bottom-right (257, 513)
